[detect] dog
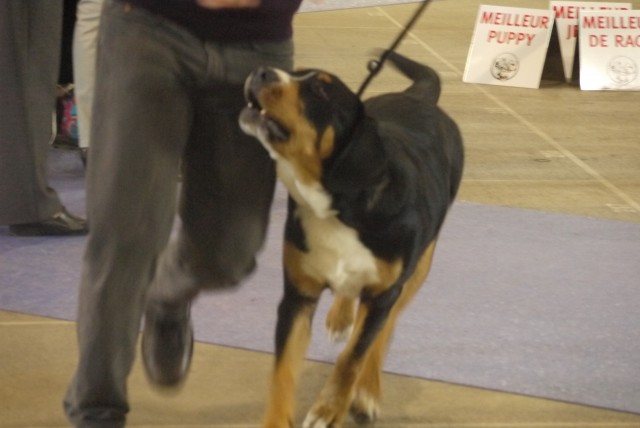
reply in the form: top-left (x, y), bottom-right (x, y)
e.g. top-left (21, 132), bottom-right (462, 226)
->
top-left (239, 51), bottom-right (464, 428)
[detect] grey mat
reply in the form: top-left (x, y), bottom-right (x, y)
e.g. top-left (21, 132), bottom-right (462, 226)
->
top-left (1, 148), bottom-right (639, 414)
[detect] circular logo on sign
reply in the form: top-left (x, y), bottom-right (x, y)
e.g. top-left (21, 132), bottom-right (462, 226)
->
top-left (491, 53), bottom-right (519, 81)
top-left (607, 56), bottom-right (637, 86)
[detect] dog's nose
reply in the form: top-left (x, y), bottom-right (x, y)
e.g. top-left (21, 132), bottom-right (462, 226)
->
top-left (253, 66), bottom-right (279, 84)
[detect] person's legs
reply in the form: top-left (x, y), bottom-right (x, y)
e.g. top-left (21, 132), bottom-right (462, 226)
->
top-left (142, 39), bottom-right (294, 385)
top-left (64, 2), bottom-right (204, 426)
top-left (149, 88), bottom-right (279, 302)
top-left (0, 0), bottom-right (64, 224)
top-left (73, 0), bottom-right (104, 150)
top-left (150, 38), bottom-right (295, 302)
top-left (140, 82), bottom-right (280, 385)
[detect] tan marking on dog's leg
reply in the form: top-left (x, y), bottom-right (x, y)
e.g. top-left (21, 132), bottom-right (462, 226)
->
top-left (325, 295), bottom-right (356, 343)
top-left (264, 243), bottom-right (324, 428)
top-left (304, 304), bottom-right (370, 428)
top-left (263, 305), bottom-right (314, 428)
top-left (350, 240), bottom-right (438, 424)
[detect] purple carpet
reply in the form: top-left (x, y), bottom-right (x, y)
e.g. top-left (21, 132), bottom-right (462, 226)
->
top-left (1, 148), bottom-right (639, 414)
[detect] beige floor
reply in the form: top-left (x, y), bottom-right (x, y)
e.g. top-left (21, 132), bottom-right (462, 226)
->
top-left (2, 1), bottom-right (640, 427)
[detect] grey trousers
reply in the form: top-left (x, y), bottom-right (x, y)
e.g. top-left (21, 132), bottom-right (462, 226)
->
top-left (0, 0), bottom-right (64, 224)
top-left (63, 2), bottom-right (294, 426)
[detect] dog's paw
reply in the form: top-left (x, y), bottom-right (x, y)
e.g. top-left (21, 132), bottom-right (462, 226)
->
top-left (302, 410), bottom-right (331, 428)
top-left (303, 406), bottom-right (344, 428)
top-left (325, 296), bottom-right (355, 343)
top-left (326, 323), bottom-right (353, 343)
top-left (349, 388), bottom-right (380, 425)
top-left (303, 392), bottom-right (348, 428)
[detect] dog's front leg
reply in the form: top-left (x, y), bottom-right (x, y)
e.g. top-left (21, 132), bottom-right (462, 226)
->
top-left (303, 289), bottom-right (396, 428)
top-left (325, 295), bottom-right (356, 342)
top-left (263, 243), bottom-right (323, 428)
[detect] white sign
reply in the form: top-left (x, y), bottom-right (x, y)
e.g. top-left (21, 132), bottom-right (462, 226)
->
top-left (549, 1), bottom-right (631, 81)
top-left (579, 9), bottom-right (640, 90)
top-left (463, 5), bottom-right (555, 89)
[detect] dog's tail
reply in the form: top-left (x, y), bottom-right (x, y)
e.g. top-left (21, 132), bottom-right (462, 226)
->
top-left (384, 50), bottom-right (441, 104)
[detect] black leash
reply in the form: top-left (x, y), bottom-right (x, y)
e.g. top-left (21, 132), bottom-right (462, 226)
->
top-left (356, 0), bottom-right (433, 98)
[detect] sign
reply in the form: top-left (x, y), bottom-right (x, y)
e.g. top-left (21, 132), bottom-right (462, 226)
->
top-left (549, 1), bottom-right (631, 81)
top-left (463, 5), bottom-right (555, 88)
top-left (579, 9), bottom-right (640, 90)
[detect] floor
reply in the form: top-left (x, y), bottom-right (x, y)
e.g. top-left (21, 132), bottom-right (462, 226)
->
top-left (1, 0), bottom-right (640, 427)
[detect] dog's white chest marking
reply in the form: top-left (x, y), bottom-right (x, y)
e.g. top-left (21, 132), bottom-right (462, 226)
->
top-left (271, 154), bottom-right (380, 297)
top-left (276, 158), bottom-right (334, 219)
top-left (298, 210), bottom-right (379, 298)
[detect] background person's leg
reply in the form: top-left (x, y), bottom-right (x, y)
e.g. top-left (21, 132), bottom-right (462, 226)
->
top-left (0, 0), bottom-right (65, 225)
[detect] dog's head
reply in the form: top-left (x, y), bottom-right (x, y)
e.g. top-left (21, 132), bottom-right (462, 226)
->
top-left (240, 66), bottom-right (363, 182)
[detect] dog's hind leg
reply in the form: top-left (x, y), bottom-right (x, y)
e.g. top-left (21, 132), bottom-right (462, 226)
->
top-left (264, 242), bottom-right (324, 428)
top-left (326, 295), bottom-right (356, 343)
top-left (350, 240), bottom-right (438, 424)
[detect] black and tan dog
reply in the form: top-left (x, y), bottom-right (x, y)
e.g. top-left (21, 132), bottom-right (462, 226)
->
top-left (239, 51), bottom-right (464, 428)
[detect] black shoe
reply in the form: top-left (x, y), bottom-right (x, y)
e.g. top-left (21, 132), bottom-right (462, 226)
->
top-left (142, 301), bottom-right (193, 388)
top-left (9, 209), bottom-right (88, 236)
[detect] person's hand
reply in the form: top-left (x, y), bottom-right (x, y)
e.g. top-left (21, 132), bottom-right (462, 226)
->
top-left (196, 0), bottom-right (261, 9)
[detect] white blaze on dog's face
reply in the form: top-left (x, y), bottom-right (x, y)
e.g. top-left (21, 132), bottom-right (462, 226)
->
top-left (239, 67), bottom-right (360, 217)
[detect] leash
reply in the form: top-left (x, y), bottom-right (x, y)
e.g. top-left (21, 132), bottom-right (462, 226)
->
top-left (356, 0), bottom-right (434, 98)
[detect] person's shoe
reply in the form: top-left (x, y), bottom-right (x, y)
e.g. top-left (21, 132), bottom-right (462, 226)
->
top-left (141, 301), bottom-right (194, 388)
top-left (9, 209), bottom-right (88, 236)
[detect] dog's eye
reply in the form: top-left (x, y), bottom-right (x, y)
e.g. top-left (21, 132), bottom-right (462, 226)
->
top-left (310, 80), bottom-right (329, 102)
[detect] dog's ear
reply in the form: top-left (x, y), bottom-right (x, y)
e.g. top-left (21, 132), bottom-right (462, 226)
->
top-left (322, 116), bottom-right (388, 193)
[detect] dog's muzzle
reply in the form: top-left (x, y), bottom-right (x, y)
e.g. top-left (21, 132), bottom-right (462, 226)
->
top-left (239, 67), bottom-right (290, 143)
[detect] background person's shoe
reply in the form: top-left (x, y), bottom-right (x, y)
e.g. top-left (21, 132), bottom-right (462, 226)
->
top-left (9, 209), bottom-right (88, 236)
top-left (142, 301), bottom-right (194, 388)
